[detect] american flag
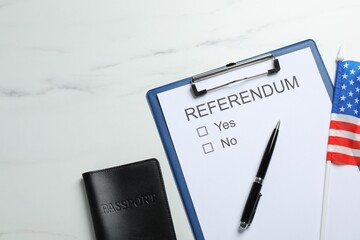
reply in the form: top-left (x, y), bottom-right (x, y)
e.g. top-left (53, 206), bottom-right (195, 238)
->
top-left (327, 60), bottom-right (360, 166)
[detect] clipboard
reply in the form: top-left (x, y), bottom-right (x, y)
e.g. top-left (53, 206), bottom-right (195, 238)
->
top-left (147, 40), bottom-right (333, 240)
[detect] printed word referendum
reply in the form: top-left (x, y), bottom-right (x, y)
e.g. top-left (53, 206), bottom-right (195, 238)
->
top-left (184, 76), bottom-right (299, 121)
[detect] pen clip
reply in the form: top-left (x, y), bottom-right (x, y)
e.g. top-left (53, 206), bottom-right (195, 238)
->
top-left (248, 192), bottom-right (262, 226)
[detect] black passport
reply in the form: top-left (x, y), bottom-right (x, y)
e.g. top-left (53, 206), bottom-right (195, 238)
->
top-left (82, 159), bottom-right (177, 240)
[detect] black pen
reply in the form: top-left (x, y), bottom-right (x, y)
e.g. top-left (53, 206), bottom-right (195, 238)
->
top-left (239, 121), bottom-right (280, 230)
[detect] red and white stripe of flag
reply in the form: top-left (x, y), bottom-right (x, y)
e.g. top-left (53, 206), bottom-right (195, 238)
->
top-left (327, 113), bottom-right (360, 166)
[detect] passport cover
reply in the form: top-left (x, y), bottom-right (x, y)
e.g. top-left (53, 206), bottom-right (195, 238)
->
top-left (82, 159), bottom-right (177, 240)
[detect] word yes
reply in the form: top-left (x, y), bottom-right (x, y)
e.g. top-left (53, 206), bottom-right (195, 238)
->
top-left (214, 120), bottom-right (236, 131)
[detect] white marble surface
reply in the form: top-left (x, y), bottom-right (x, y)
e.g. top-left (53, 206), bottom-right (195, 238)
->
top-left (1, 0), bottom-right (360, 239)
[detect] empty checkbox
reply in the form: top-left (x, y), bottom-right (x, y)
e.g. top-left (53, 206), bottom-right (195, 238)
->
top-left (197, 126), bottom-right (208, 137)
top-left (202, 142), bottom-right (214, 154)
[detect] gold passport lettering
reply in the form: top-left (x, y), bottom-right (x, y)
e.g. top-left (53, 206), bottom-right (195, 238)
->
top-left (100, 193), bottom-right (157, 214)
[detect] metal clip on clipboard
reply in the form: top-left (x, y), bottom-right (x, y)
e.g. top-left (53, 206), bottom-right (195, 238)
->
top-left (190, 54), bottom-right (281, 97)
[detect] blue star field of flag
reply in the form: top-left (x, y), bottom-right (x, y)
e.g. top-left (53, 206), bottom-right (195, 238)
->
top-left (333, 60), bottom-right (360, 117)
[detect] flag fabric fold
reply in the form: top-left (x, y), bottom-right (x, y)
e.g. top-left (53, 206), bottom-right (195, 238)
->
top-left (327, 60), bottom-right (360, 166)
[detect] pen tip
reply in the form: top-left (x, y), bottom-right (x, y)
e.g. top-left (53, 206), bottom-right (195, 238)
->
top-left (276, 120), bottom-right (280, 129)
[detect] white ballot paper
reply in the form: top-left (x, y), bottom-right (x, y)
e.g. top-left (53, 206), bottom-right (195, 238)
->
top-left (157, 47), bottom-right (332, 240)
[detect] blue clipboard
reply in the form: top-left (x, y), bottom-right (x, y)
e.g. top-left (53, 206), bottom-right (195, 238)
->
top-left (147, 39), bottom-right (333, 240)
